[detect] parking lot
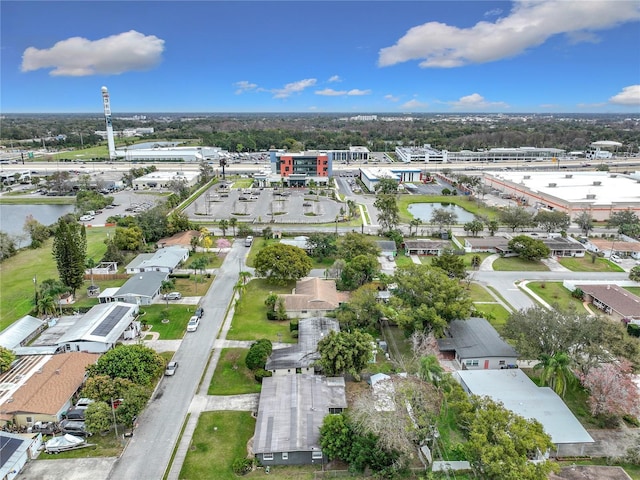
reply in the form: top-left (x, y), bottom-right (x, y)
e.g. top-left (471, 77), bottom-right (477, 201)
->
top-left (184, 186), bottom-right (343, 223)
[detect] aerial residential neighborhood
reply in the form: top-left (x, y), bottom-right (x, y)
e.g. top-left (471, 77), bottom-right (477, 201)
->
top-left (2, 0), bottom-right (640, 477)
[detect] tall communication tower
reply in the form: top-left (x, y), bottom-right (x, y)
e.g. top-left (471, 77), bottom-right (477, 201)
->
top-left (101, 86), bottom-right (117, 161)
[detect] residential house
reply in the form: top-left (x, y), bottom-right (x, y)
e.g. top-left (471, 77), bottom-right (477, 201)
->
top-left (279, 236), bottom-right (311, 253)
top-left (253, 375), bottom-right (346, 466)
top-left (464, 236), bottom-right (510, 253)
top-left (0, 352), bottom-right (99, 427)
top-left (575, 284), bottom-right (640, 321)
top-left (280, 278), bottom-right (346, 319)
top-left (0, 431), bottom-right (42, 480)
top-left (0, 316), bottom-right (46, 352)
top-left (265, 317), bottom-right (339, 375)
top-left (376, 240), bottom-right (397, 258)
top-left (55, 302), bottom-right (140, 353)
top-left (125, 246), bottom-right (189, 274)
top-left (586, 238), bottom-right (640, 260)
top-left (113, 271), bottom-right (168, 305)
top-left (156, 230), bottom-right (202, 249)
top-left (438, 317), bottom-right (519, 370)
top-left (403, 239), bottom-right (450, 256)
top-left (456, 369), bottom-right (594, 457)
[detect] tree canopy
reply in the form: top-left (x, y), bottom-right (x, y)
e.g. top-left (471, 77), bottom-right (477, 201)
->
top-left (337, 233), bottom-right (380, 262)
top-left (52, 218), bottom-right (86, 294)
top-left (316, 330), bottom-right (373, 380)
top-left (387, 264), bottom-right (472, 334)
top-left (254, 243), bottom-right (312, 284)
top-left (508, 235), bottom-right (550, 261)
top-left (87, 344), bottom-right (164, 386)
top-left (499, 206), bottom-right (536, 232)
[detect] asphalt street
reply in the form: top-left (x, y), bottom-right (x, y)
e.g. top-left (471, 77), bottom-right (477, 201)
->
top-left (107, 240), bottom-right (245, 480)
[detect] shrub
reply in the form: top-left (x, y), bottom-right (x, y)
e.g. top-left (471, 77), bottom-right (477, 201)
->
top-left (245, 339), bottom-right (273, 371)
top-left (232, 458), bottom-right (253, 475)
top-left (571, 288), bottom-right (584, 299)
top-left (290, 319), bottom-right (299, 331)
top-left (254, 368), bottom-right (272, 383)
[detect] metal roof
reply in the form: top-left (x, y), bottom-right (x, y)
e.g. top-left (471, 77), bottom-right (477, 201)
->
top-left (265, 317), bottom-right (339, 371)
top-left (438, 317), bottom-right (518, 359)
top-left (115, 271), bottom-right (168, 298)
top-left (253, 375), bottom-right (346, 454)
top-left (56, 302), bottom-right (138, 345)
top-left (0, 315), bottom-right (45, 350)
top-left (457, 369), bottom-right (594, 445)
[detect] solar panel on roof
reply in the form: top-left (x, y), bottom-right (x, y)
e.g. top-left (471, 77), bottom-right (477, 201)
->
top-left (91, 305), bottom-right (129, 337)
top-left (0, 434), bottom-right (23, 466)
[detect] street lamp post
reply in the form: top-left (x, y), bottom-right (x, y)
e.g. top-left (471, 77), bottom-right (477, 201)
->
top-left (33, 275), bottom-right (38, 306)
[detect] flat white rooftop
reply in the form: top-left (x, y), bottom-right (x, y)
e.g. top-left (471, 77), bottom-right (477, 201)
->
top-left (457, 369), bottom-right (593, 445)
top-left (486, 171), bottom-right (640, 206)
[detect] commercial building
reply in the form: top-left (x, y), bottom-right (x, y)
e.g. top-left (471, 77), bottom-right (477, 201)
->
top-left (395, 144), bottom-right (567, 164)
top-left (269, 150), bottom-right (332, 187)
top-left (132, 170), bottom-right (200, 190)
top-left (358, 166), bottom-right (421, 191)
top-left (483, 171), bottom-right (640, 221)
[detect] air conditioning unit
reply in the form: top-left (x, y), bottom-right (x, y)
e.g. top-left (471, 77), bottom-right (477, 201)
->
top-left (548, 183), bottom-right (557, 187)
top-left (593, 181), bottom-right (601, 186)
top-left (565, 174), bottom-right (573, 178)
top-left (586, 194), bottom-right (596, 199)
top-left (524, 175), bottom-right (530, 179)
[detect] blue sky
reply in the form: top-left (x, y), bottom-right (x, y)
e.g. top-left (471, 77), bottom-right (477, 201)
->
top-left (2, 1), bottom-right (639, 113)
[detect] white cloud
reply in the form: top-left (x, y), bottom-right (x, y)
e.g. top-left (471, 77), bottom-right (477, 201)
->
top-left (400, 99), bottom-right (429, 109)
top-left (609, 85), bottom-right (640, 106)
top-left (234, 81), bottom-right (258, 94)
top-left (449, 93), bottom-right (508, 109)
top-left (378, 1), bottom-right (640, 68)
top-left (316, 88), bottom-right (346, 96)
top-left (328, 75), bottom-right (341, 83)
top-left (385, 94), bottom-right (400, 102)
top-left (347, 89), bottom-right (371, 96)
top-left (21, 30), bottom-right (164, 76)
top-left (484, 8), bottom-right (503, 18)
top-left (315, 88), bottom-right (371, 96)
top-left (272, 78), bottom-right (317, 99)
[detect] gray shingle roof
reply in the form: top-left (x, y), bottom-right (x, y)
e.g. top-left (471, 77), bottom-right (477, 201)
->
top-left (438, 317), bottom-right (518, 358)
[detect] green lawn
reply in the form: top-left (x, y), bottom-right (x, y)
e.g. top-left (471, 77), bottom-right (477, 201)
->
top-left (172, 275), bottom-right (214, 297)
top-left (140, 304), bottom-right (194, 339)
top-left (397, 194), bottom-right (497, 224)
top-left (625, 287), bottom-right (640, 297)
top-left (467, 282), bottom-right (496, 302)
top-left (559, 256), bottom-right (626, 272)
top-left (0, 226), bottom-right (114, 328)
top-left (525, 281), bottom-right (585, 311)
top-left (179, 411), bottom-right (256, 480)
top-left (492, 256), bottom-right (549, 271)
top-left (472, 303), bottom-right (511, 331)
top-left (208, 348), bottom-right (262, 395)
top-left (184, 251), bottom-right (224, 270)
top-left (0, 196), bottom-right (75, 205)
top-left (226, 280), bottom-right (296, 342)
top-left (394, 255), bottom-right (414, 268)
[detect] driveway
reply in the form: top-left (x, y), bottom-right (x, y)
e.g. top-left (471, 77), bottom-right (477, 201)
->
top-left (20, 457), bottom-right (117, 480)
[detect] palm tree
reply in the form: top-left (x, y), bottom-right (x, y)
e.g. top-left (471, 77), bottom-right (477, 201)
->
top-left (229, 217), bottom-right (238, 237)
top-left (86, 257), bottom-right (96, 286)
top-left (37, 295), bottom-right (58, 318)
top-left (418, 354), bottom-right (444, 387)
top-left (409, 218), bottom-right (421, 236)
top-left (218, 219), bottom-right (229, 236)
top-left (160, 279), bottom-right (175, 308)
top-left (534, 352), bottom-right (575, 398)
top-left (238, 270), bottom-right (252, 285)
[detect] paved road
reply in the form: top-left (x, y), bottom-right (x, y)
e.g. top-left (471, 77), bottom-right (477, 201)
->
top-left (473, 270), bottom-right (631, 312)
top-left (107, 240), bottom-right (245, 480)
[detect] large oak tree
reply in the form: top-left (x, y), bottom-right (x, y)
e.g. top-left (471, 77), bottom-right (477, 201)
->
top-left (254, 243), bottom-right (312, 285)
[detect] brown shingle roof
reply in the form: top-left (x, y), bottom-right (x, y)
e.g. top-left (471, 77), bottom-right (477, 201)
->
top-left (282, 278), bottom-right (339, 312)
top-left (590, 238), bottom-right (640, 253)
top-left (577, 284), bottom-right (640, 318)
top-left (0, 352), bottom-right (99, 419)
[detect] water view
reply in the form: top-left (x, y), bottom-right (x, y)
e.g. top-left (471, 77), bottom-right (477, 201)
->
top-left (0, 204), bottom-right (75, 247)
top-left (407, 202), bottom-right (475, 224)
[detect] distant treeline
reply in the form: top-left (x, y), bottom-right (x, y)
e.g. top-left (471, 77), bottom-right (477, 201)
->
top-left (2, 113), bottom-right (639, 153)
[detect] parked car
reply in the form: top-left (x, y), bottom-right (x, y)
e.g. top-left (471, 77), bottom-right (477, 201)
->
top-left (59, 420), bottom-right (92, 437)
top-left (194, 306), bottom-right (204, 319)
top-left (165, 361), bottom-right (178, 376)
top-left (64, 408), bottom-right (86, 421)
top-left (187, 315), bottom-right (200, 332)
top-left (611, 254), bottom-right (622, 263)
top-left (75, 398), bottom-right (94, 410)
top-left (79, 215), bottom-right (94, 222)
top-left (244, 236), bottom-right (254, 247)
top-left (163, 292), bottom-right (182, 300)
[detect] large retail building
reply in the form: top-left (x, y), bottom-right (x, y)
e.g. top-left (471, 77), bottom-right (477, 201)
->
top-left (483, 171), bottom-right (640, 221)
